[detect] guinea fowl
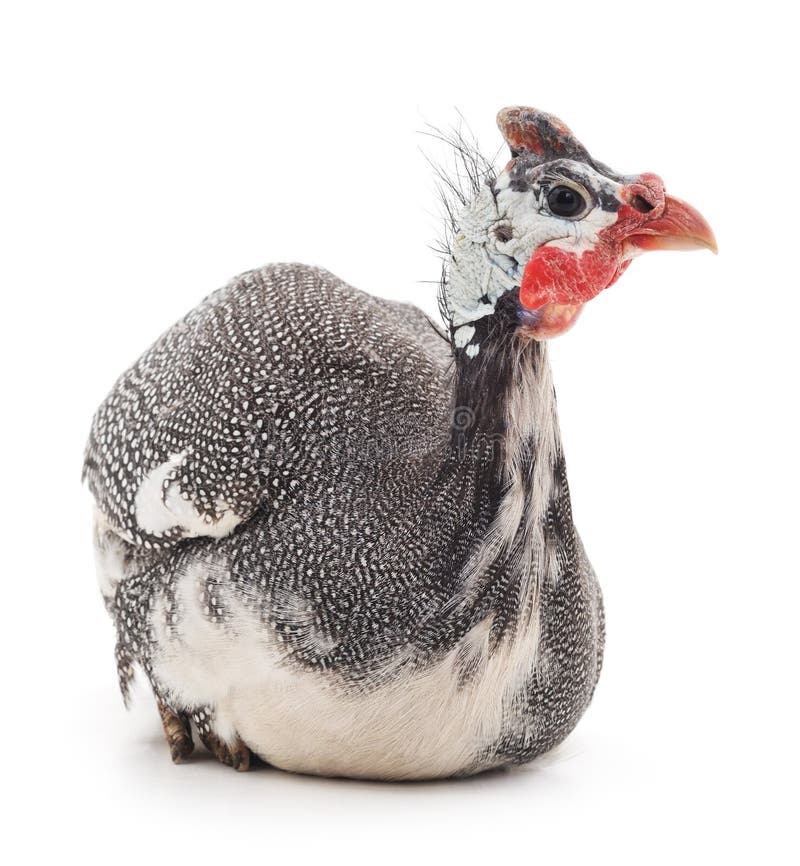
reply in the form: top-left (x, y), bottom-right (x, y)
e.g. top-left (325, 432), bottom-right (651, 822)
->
top-left (84, 106), bottom-right (716, 780)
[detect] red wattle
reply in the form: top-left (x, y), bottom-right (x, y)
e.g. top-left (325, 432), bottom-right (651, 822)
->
top-left (519, 244), bottom-right (624, 311)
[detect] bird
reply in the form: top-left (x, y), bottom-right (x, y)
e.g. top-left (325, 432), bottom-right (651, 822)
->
top-left (83, 105), bottom-right (716, 780)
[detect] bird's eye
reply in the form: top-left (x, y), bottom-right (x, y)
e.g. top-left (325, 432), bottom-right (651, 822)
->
top-left (546, 185), bottom-right (588, 218)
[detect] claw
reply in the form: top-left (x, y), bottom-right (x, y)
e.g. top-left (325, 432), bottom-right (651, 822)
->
top-left (158, 701), bottom-right (194, 764)
top-left (169, 739), bottom-right (193, 764)
top-left (199, 727), bottom-right (252, 772)
top-left (229, 739), bottom-right (251, 772)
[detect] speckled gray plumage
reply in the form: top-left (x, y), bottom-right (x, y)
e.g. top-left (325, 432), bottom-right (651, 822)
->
top-left (84, 262), bottom-right (604, 774)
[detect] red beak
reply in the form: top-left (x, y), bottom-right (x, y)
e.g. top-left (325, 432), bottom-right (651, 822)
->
top-left (628, 194), bottom-right (718, 254)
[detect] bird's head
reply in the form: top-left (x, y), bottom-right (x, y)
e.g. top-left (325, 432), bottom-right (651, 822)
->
top-left (444, 106), bottom-right (716, 352)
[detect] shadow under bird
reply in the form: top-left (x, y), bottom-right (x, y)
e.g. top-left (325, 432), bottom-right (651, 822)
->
top-left (84, 106), bottom-right (716, 779)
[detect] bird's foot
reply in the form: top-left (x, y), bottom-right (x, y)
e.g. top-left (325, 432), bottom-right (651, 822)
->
top-left (191, 707), bottom-right (252, 772)
top-left (158, 701), bottom-right (194, 764)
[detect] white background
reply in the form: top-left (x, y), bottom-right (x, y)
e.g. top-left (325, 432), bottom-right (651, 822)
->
top-left (2, 1), bottom-right (797, 863)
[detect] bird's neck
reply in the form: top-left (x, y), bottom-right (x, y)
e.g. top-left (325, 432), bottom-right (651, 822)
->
top-left (442, 288), bottom-right (568, 608)
top-left (449, 315), bottom-right (562, 506)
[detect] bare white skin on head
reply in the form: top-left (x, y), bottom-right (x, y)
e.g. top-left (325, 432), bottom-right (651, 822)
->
top-left (446, 185), bottom-right (516, 332)
top-left (445, 160), bottom-right (624, 351)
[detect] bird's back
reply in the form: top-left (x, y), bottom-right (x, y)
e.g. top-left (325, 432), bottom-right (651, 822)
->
top-left (84, 263), bottom-right (453, 550)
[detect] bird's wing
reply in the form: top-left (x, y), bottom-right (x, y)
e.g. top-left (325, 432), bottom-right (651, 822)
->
top-left (83, 264), bottom-right (452, 550)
